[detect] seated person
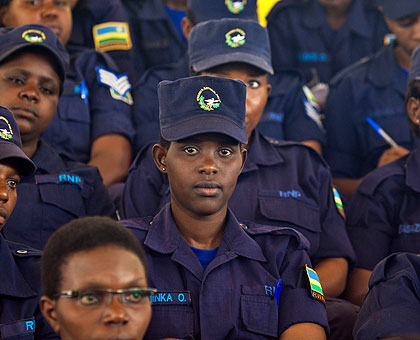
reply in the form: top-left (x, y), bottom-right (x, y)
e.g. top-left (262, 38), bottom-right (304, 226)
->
top-left (344, 45), bottom-right (420, 305)
top-left (324, 0), bottom-right (420, 198)
top-left (0, 24), bottom-right (115, 250)
top-left (0, 0), bottom-right (134, 186)
top-left (39, 216), bottom-right (155, 340)
top-left (121, 75), bottom-right (329, 339)
top-left (353, 253), bottom-right (420, 340)
top-left (0, 106), bottom-right (58, 339)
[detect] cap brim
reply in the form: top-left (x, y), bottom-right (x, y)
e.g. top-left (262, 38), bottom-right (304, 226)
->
top-left (192, 51), bottom-right (274, 75)
top-left (382, 4), bottom-right (420, 19)
top-left (161, 114), bottom-right (248, 144)
top-left (1, 142), bottom-right (36, 176)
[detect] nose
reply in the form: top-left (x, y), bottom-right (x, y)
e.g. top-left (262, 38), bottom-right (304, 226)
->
top-left (19, 83), bottom-right (39, 103)
top-left (199, 154), bottom-right (218, 175)
top-left (0, 181), bottom-right (9, 203)
top-left (40, 1), bottom-right (59, 18)
top-left (103, 294), bottom-right (129, 325)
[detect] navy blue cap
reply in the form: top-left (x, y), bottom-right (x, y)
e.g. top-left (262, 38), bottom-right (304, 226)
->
top-left (0, 106), bottom-right (35, 176)
top-left (378, 0), bottom-right (420, 20)
top-left (409, 45), bottom-right (420, 84)
top-left (0, 24), bottom-right (69, 83)
top-left (187, 0), bottom-right (257, 23)
top-left (189, 18), bottom-right (273, 75)
top-left (158, 76), bottom-right (247, 144)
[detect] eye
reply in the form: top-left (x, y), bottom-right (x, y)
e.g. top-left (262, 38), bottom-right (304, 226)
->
top-left (219, 148), bottom-right (233, 156)
top-left (183, 146), bottom-right (198, 155)
top-left (248, 80), bottom-right (260, 89)
top-left (40, 86), bottom-right (55, 95)
top-left (8, 76), bottom-right (25, 86)
top-left (24, 0), bottom-right (41, 6)
top-left (124, 289), bottom-right (146, 304)
top-left (54, 0), bottom-right (70, 6)
top-left (6, 179), bottom-right (19, 189)
top-left (78, 290), bottom-right (102, 306)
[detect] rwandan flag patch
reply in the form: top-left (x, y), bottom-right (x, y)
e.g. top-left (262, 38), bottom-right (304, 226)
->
top-left (305, 265), bottom-right (325, 304)
top-left (93, 22), bottom-right (132, 52)
top-left (332, 187), bottom-right (345, 220)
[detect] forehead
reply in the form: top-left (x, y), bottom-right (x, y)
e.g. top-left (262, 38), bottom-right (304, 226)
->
top-left (205, 62), bottom-right (267, 77)
top-left (175, 133), bottom-right (240, 145)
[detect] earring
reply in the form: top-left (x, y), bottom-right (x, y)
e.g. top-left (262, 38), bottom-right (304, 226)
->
top-left (162, 167), bottom-right (166, 172)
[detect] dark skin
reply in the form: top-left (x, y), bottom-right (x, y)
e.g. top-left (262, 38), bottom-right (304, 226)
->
top-left (0, 0), bottom-right (132, 186)
top-left (318, 0), bottom-right (352, 30)
top-left (0, 160), bottom-right (20, 230)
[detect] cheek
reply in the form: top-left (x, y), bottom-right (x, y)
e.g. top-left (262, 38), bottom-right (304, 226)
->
top-left (55, 305), bottom-right (98, 338)
top-left (134, 304), bottom-right (152, 337)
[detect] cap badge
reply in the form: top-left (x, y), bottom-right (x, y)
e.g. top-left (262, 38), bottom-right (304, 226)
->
top-left (22, 29), bottom-right (46, 43)
top-left (225, 0), bottom-right (247, 14)
top-left (197, 87), bottom-right (221, 111)
top-left (225, 28), bottom-right (246, 48)
top-left (0, 116), bottom-right (13, 140)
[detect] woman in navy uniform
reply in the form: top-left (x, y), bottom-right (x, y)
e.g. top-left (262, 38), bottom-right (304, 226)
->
top-left (0, 106), bottom-right (58, 339)
top-left (121, 75), bottom-right (328, 339)
top-left (0, 24), bottom-right (115, 250)
top-left (344, 45), bottom-right (420, 306)
top-left (324, 0), bottom-right (420, 198)
top-left (0, 0), bottom-right (135, 186)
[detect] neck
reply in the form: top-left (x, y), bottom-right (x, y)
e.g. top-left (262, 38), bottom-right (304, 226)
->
top-left (164, 0), bottom-right (186, 10)
top-left (22, 139), bottom-right (38, 159)
top-left (170, 203), bottom-right (226, 249)
top-left (394, 45), bottom-right (412, 71)
top-left (322, 3), bottom-right (351, 30)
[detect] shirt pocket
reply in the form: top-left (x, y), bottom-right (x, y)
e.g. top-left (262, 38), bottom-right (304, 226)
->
top-left (0, 317), bottom-right (35, 339)
top-left (240, 286), bottom-right (278, 338)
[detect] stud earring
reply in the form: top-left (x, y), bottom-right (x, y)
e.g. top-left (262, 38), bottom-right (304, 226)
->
top-left (162, 167), bottom-right (166, 172)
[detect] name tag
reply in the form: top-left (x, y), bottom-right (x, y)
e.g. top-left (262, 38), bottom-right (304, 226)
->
top-left (35, 174), bottom-right (84, 190)
top-left (150, 290), bottom-right (191, 305)
top-left (0, 317), bottom-right (35, 339)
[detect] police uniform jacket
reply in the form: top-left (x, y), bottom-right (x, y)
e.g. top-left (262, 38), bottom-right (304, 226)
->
top-left (353, 252), bottom-right (420, 340)
top-left (121, 204), bottom-right (329, 339)
top-left (68, 0), bottom-right (138, 82)
top-left (2, 141), bottom-right (115, 250)
top-left (121, 130), bottom-right (355, 266)
top-left (41, 47), bottom-right (135, 164)
top-left (266, 0), bottom-right (389, 83)
top-left (325, 42), bottom-right (420, 179)
top-left (133, 56), bottom-right (326, 153)
top-left (346, 147), bottom-right (420, 270)
top-left (0, 236), bottom-right (58, 339)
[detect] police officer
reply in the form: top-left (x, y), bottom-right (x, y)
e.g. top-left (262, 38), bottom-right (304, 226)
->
top-left (324, 0), bottom-right (420, 198)
top-left (0, 0), bottom-right (135, 186)
top-left (0, 24), bottom-right (115, 250)
top-left (0, 106), bottom-right (59, 339)
top-left (344, 45), bottom-right (420, 306)
top-left (68, 0), bottom-right (138, 82)
top-left (122, 18), bottom-right (356, 340)
top-left (353, 253), bottom-right (420, 340)
top-left (121, 75), bottom-right (329, 339)
top-left (266, 0), bottom-right (389, 84)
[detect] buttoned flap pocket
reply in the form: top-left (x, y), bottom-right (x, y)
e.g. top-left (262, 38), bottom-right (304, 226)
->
top-left (36, 175), bottom-right (85, 217)
top-left (0, 317), bottom-right (35, 339)
top-left (259, 190), bottom-right (321, 233)
top-left (241, 286), bottom-right (278, 337)
top-left (58, 79), bottom-right (90, 123)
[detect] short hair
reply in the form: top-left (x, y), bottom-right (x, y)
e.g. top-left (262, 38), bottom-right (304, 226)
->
top-left (405, 79), bottom-right (420, 138)
top-left (41, 216), bottom-right (148, 299)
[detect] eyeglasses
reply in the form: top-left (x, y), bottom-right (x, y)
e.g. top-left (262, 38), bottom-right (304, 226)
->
top-left (55, 287), bottom-right (158, 307)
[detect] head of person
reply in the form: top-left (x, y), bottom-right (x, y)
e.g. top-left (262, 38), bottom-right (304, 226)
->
top-left (0, 24), bottom-right (68, 150)
top-left (406, 45), bottom-right (420, 136)
top-left (189, 18), bottom-right (272, 141)
top-left (0, 0), bottom-right (72, 45)
top-left (181, 0), bottom-right (257, 39)
top-left (378, 0), bottom-right (420, 56)
top-left (39, 216), bottom-right (154, 340)
top-left (153, 76), bottom-right (247, 218)
top-left (0, 106), bottom-right (35, 229)
top-left (317, 0), bottom-right (352, 12)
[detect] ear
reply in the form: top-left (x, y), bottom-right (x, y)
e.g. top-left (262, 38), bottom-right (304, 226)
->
top-left (407, 97), bottom-right (420, 126)
top-left (152, 144), bottom-right (168, 173)
top-left (0, 6), bottom-right (10, 26)
top-left (239, 147), bottom-right (247, 173)
top-left (181, 17), bottom-right (194, 40)
top-left (266, 83), bottom-right (272, 97)
top-left (39, 296), bottom-right (61, 334)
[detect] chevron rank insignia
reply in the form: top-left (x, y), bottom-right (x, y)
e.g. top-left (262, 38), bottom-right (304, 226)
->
top-left (96, 67), bottom-right (132, 97)
top-left (305, 265), bottom-right (325, 304)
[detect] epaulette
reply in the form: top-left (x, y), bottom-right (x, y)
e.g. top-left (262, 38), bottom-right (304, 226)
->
top-left (267, 0), bottom-right (309, 19)
top-left (120, 217), bottom-right (154, 232)
top-left (7, 240), bottom-right (41, 258)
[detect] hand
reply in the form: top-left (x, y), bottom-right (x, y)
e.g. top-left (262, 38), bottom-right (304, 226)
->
top-left (377, 146), bottom-right (409, 168)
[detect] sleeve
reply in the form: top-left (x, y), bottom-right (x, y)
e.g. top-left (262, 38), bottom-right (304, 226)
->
top-left (120, 146), bottom-right (169, 219)
top-left (324, 75), bottom-right (363, 178)
top-left (277, 237), bottom-right (329, 335)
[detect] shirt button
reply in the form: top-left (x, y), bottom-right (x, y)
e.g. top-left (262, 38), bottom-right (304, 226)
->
top-left (240, 223), bottom-right (248, 230)
top-left (17, 250), bottom-right (28, 254)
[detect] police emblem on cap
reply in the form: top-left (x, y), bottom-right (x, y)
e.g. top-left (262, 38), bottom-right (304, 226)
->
top-left (0, 116), bottom-right (13, 140)
top-left (225, 0), bottom-right (247, 14)
top-left (22, 29), bottom-right (46, 43)
top-left (197, 87), bottom-right (221, 111)
top-left (225, 28), bottom-right (246, 48)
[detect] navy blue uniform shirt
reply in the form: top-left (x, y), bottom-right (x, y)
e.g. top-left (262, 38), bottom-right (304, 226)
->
top-left (121, 204), bottom-right (329, 339)
top-left (121, 130), bottom-right (354, 266)
top-left (325, 42), bottom-right (420, 179)
top-left (41, 46), bottom-right (135, 164)
top-left (346, 146), bottom-right (420, 270)
top-left (132, 55), bottom-right (326, 153)
top-left (68, 0), bottom-right (138, 82)
top-left (353, 252), bottom-right (420, 340)
top-left (122, 0), bottom-right (187, 78)
top-left (0, 236), bottom-right (58, 339)
top-left (266, 0), bottom-right (389, 83)
top-left (2, 141), bottom-right (115, 250)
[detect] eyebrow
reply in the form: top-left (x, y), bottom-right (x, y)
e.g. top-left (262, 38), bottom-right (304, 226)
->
top-left (73, 278), bottom-right (147, 290)
top-left (6, 68), bottom-right (59, 86)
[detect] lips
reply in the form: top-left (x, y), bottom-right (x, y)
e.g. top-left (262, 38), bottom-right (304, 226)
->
top-left (194, 181), bottom-right (221, 196)
top-left (12, 106), bottom-right (38, 121)
top-left (45, 24), bottom-right (62, 37)
top-left (0, 208), bottom-right (7, 228)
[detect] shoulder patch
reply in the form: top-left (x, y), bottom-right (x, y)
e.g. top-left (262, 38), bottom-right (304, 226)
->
top-left (96, 66), bottom-right (132, 97)
top-left (332, 187), bottom-right (345, 220)
top-left (302, 85), bottom-right (324, 131)
top-left (92, 21), bottom-right (132, 52)
top-left (305, 265), bottom-right (325, 304)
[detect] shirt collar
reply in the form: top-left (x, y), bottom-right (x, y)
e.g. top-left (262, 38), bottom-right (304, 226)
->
top-left (0, 237), bottom-right (37, 298)
top-left (406, 147), bottom-right (420, 192)
top-left (31, 140), bottom-right (66, 174)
